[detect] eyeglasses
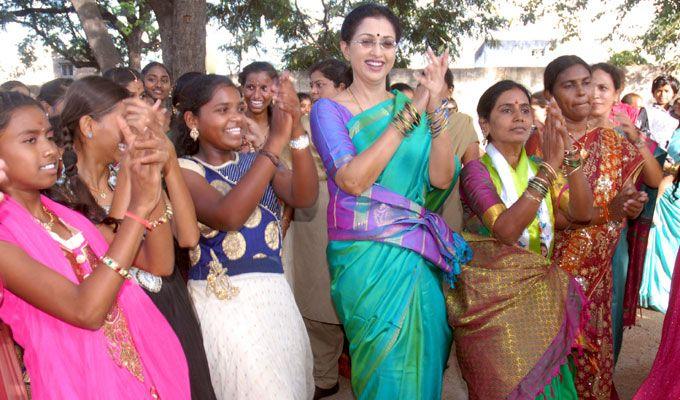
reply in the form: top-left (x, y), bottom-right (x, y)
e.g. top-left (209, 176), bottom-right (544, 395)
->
top-left (350, 39), bottom-right (398, 51)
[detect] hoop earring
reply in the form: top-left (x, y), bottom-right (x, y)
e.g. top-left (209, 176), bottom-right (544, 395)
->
top-left (190, 127), bottom-right (199, 141)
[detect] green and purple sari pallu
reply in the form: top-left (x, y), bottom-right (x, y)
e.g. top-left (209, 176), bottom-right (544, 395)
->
top-left (310, 91), bottom-right (471, 399)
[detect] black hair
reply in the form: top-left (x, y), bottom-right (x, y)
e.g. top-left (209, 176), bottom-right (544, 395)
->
top-left (46, 76), bottom-right (129, 225)
top-left (621, 92), bottom-right (641, 106)
top-left (340, 3), bottom-right (402, 86)
top-left (0, 91), bottom-right (43, 132)
top-left (102, 67), bottom-right (143, 91)
top-left (142, 61), bottom-right (171, 79)
top-left (171, 72), bottom-right (204, 109)
top-left (340, 3), bottom-right (402, 43)
top-left (297, 92), bottom-right (311, 102)
top-left (445, 69), bottom-right (454, 90)
top-left (390, 82), bottom-right (413, 93)
top-left (591, 62), bottom-right (626, 91)
top-left (237, 61), bottom-right (278, 87)
top-left (238, 62), bottom-right (278, 120)
top-left (531, 91), bottom-right (548, 107)
top-left (544, 55), bottom-right (591, 94)
top-left (309, 59), bottom-right (351, 88)
top-left (37, 78), bottom-right (73, 107)
top-left (477, 80), bottom-right (532, 121)
top-left (171, 74), bottom-right (237, 157)
top-left (652, 74), bottom-right (679, 95)
top-left (0, 80), bottom-right (30, 93)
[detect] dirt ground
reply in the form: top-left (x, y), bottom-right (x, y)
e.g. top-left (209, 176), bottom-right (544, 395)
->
top-left (328, 310), bottom-right (664, 400)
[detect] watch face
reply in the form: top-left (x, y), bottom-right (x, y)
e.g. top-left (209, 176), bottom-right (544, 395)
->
top-left (132, 268), bottom-right (163, 293)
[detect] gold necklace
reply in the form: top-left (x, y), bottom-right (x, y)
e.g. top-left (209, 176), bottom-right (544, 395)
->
top-left (347, 86), bottom-right (365, 113)
top-left (84, 180), bottom-right (109, 199)
top-left (35, 205), bottom-right (55, 230)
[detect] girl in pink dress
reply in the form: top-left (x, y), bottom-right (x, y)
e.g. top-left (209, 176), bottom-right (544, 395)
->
top-left (0, 91), bottom-right (189, 399)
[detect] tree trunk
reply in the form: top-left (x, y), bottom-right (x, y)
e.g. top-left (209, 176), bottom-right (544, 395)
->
top-left (171, 0), bottom-right (207, 78)
top-left (126, 32), bottom-right (143, 71)
top-left (70, 0), bottom-right (123, 71)
top-left (148, 0), bottom-right (206, 79)
top-left (148, 0), bottom-right (174, 73)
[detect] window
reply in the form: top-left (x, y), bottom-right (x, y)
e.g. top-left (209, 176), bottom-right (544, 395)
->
top-left (60, 63), bottom-right (74, 77)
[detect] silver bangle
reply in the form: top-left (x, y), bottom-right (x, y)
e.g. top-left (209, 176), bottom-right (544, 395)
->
top-left (290, 134), bottom-right (310, 150)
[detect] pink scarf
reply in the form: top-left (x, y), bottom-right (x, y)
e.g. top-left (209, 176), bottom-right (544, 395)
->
top-left (0, 195), bottom-right (189, 400)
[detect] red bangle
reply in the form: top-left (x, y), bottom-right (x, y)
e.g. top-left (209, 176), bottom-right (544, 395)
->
top-left (124, 211), bottom-right (152, 230)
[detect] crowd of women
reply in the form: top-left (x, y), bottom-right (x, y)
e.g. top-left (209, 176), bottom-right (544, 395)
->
top-left (0, 3), bottom-right (678, 400)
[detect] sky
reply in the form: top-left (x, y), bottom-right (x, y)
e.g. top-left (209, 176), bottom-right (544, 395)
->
top-left (0, 0), bottom-right (657, 85)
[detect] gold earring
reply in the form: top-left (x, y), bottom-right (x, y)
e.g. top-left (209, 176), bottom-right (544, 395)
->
top-left (190, 127), bottom-right (199, 141)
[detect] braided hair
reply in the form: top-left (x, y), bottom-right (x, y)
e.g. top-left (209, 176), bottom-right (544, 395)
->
top-left (45, 76), bottom-right (129, 225)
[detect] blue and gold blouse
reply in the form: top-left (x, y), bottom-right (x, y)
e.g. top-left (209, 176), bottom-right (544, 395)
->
top-left (179, 153), bottom-right (284, 280)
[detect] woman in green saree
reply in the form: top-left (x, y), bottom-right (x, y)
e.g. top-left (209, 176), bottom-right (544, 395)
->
top-left (309, 4), bottom-right (471, 399)
top-left (449, 80), bottom-right (594, 399)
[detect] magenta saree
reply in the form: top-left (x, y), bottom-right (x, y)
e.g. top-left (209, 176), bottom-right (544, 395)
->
top-left (633, 248), bottom-right (680, 399)
top-left (0, 196), bottom-right (189, 400)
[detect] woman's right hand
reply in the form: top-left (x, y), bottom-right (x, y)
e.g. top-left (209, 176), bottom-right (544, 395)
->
top-left (541, 103), bottom-right (566, 171)
top-left (118, 118), bottom-right (163, 217)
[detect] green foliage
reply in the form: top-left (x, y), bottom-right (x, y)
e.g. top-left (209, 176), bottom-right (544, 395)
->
top-left (609, 50), bottom-right (648, 67)
top-left (210, 0), bottom-right (507, 70)
top-left (521, 0), bottom-right (679, 71)
top-left (0, 0), bottom-right (159, 69)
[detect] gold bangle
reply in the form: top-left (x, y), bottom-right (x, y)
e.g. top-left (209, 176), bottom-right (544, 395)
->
top-left (101, 256), bottom-right (131, 279)
top-left (524, 189), bottom-right (544, 204)
top-left (539, 162), bottom-right (558, 182)
top-left (148, 203), bottom-right (173, 231)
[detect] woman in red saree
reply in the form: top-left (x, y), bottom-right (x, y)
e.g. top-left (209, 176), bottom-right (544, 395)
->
top-left (538, 55), bottom-right (648, 400)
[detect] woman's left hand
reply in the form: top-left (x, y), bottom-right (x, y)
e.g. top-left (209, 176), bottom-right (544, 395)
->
top-left (242, 115), bottom-right (267, 151)
top-left (117, 115), bottom-right (169, 168)
top-left (622, 190), bottom-right (649, 219)
top-left (123, 98), bottom-right (166, 138)
top-left (613, 112), bottom-right (641, 143)
top-left (414, 47), bottom-right (449, 107)
top-left (274, 72), bottom-right (303, 123)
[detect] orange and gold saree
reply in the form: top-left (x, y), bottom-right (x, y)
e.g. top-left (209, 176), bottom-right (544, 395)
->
top-left (552, 127), bottom-right (643, 400)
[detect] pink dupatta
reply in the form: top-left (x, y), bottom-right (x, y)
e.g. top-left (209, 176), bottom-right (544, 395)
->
top-left (0, 195), bottom-right (189, 400)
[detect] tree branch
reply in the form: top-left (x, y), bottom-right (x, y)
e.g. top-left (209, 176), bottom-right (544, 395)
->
top-left (6, 6), bottom-right (75, 17)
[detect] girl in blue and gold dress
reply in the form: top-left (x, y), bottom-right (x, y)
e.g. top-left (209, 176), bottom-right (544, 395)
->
top-left (174, 73), bottom-right (318, 399)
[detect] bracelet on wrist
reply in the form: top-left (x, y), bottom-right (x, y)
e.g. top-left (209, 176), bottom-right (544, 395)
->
top-left (259, 149), bottom-right (282, 168)
top-left (539, 161), bottom-right (558, 183)
top-left (392, 103), bottom-right (420, 137)
top-left (124, 210), bottom-right (152, 230)
top-left (148, 202), bottom-right (173, 231)
top-left (289, 134), bottom-right (310, 150)
top-left (101, 256), bottom-right (131, 279)
top-left (524, 188), bottom-right (544, 204)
